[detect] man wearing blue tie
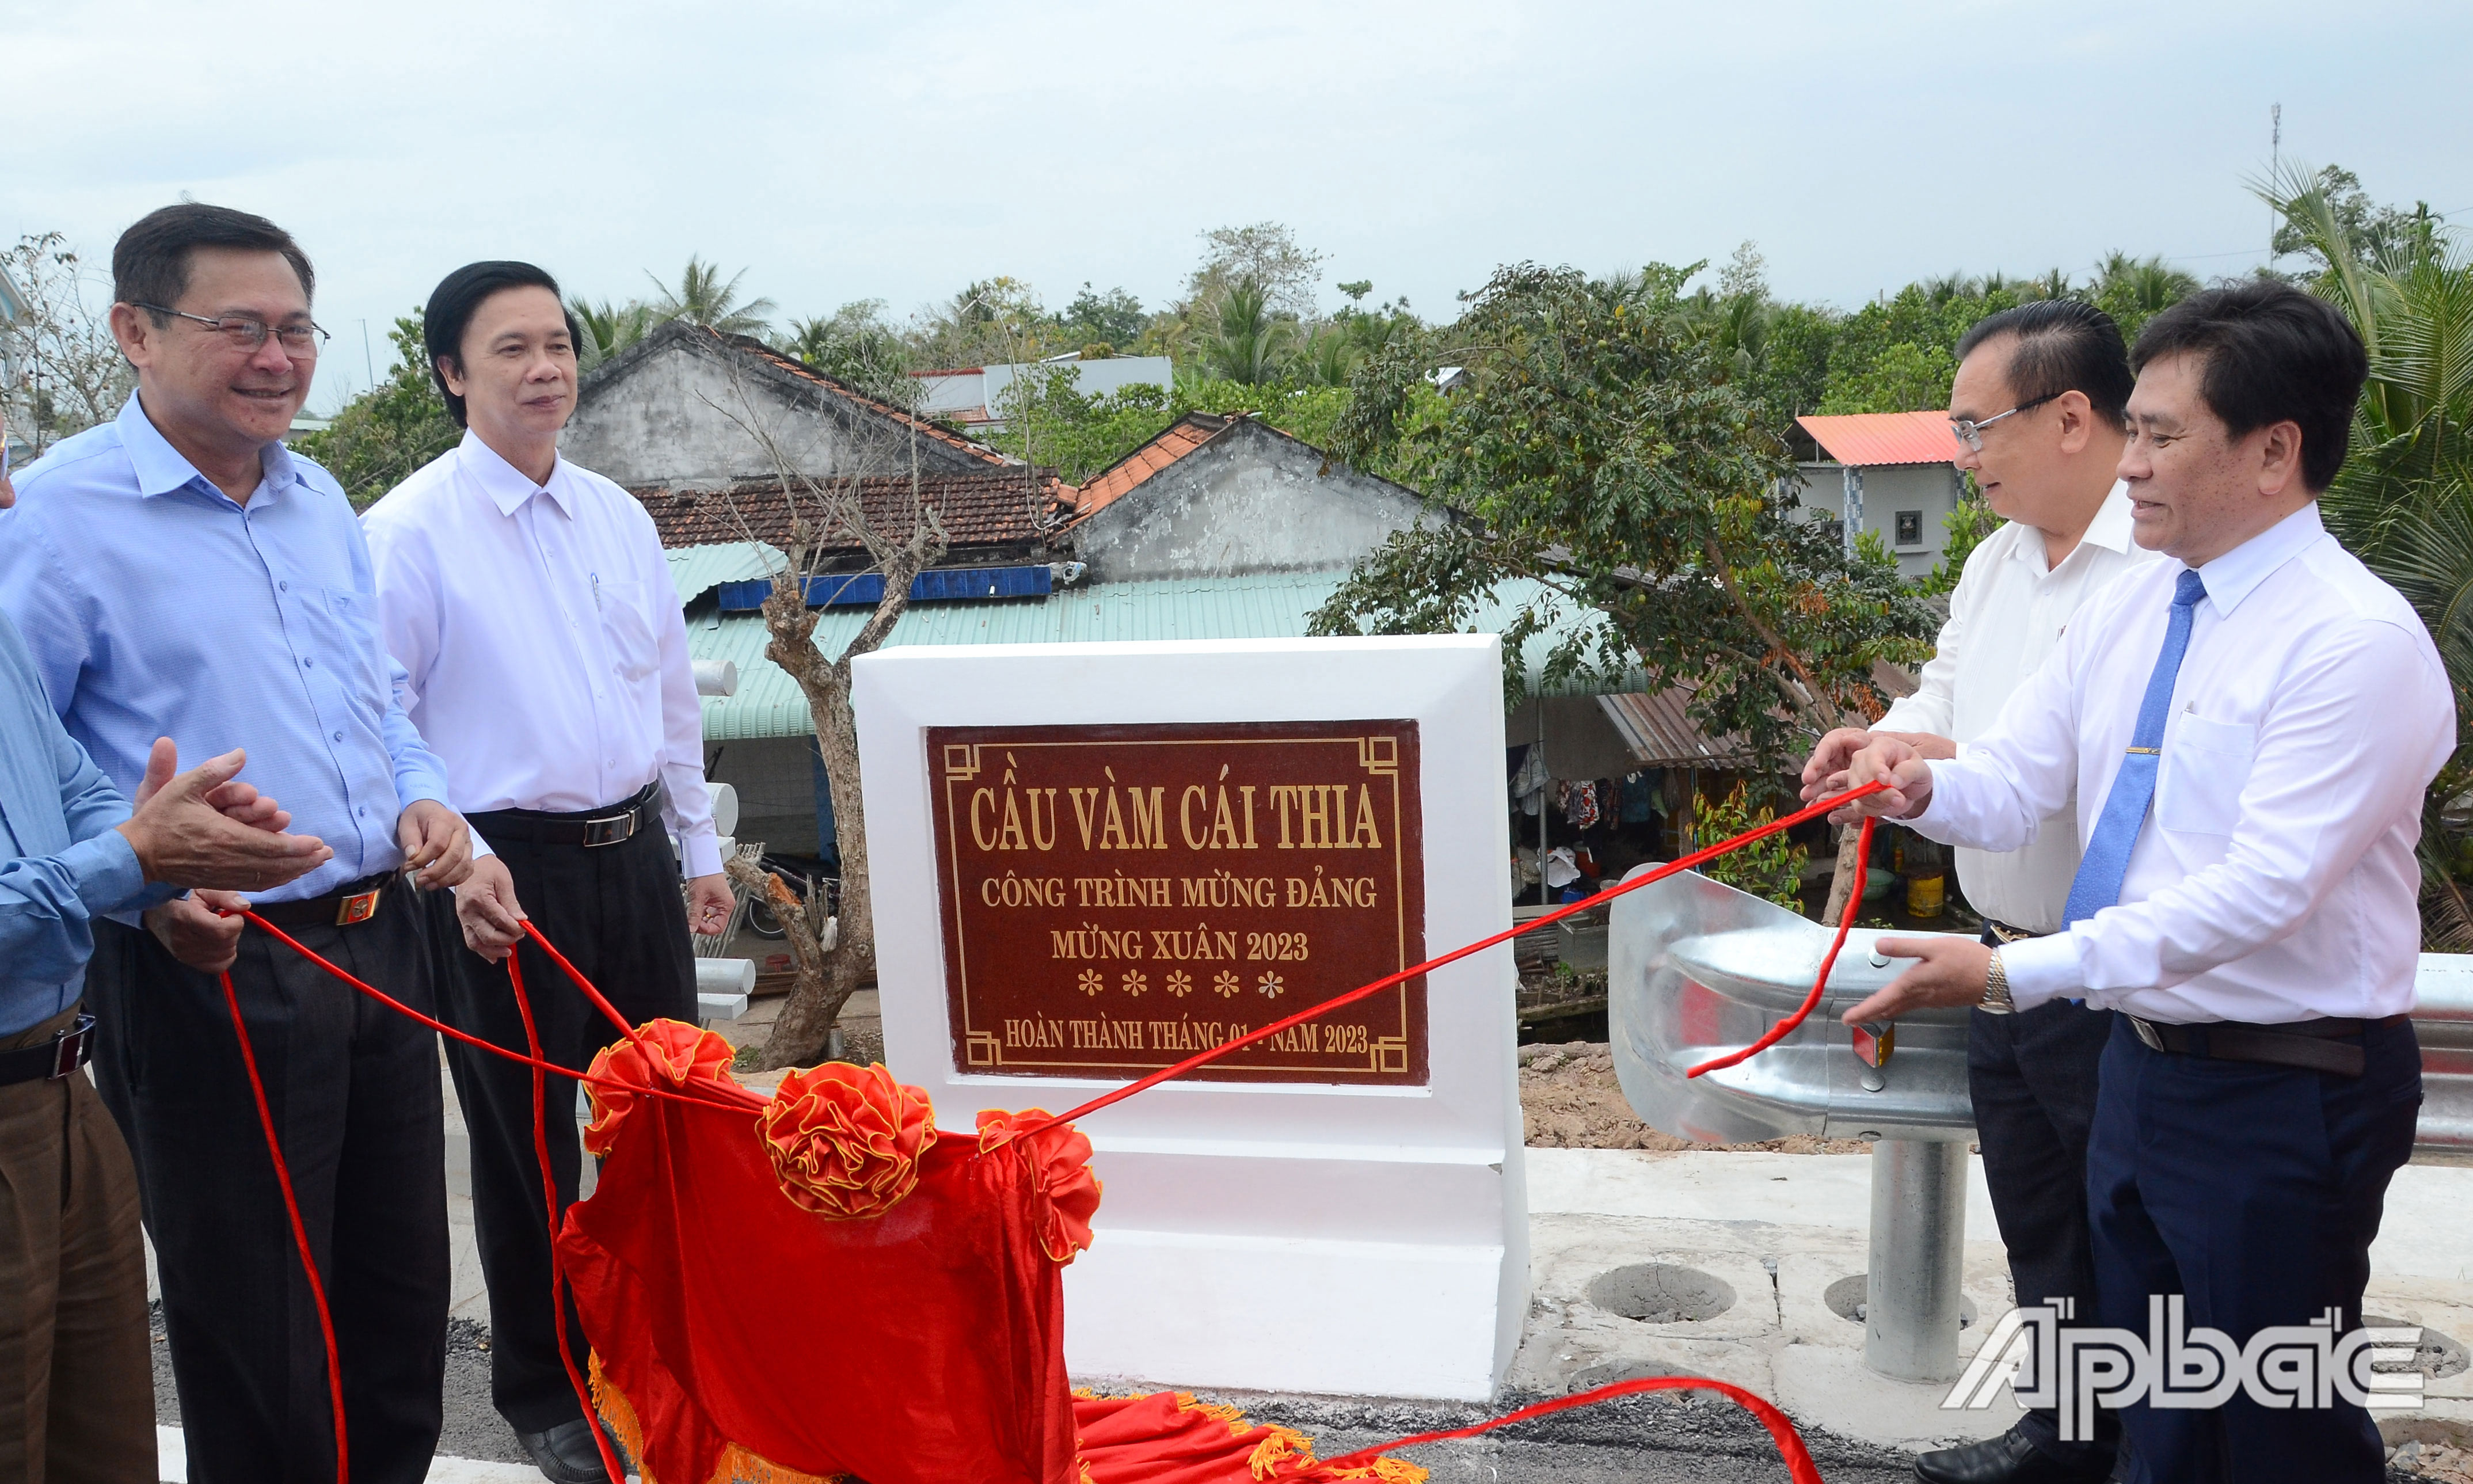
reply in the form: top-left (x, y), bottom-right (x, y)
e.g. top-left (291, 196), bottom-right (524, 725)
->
top-left (1818, 281), bottom-right (2449, 1483)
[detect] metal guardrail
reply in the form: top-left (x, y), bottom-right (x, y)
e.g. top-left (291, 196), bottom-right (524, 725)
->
top-left (1606, 866), bottom-right (2473, 1382)
top-left (1609, 867), bottom-right (2473, 1160)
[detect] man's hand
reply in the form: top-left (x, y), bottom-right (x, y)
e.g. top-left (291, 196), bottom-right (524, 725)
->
top-left (685, 873), bottom-right (734, 938)
top-left (1840, 935), bottom-right (1994, 1025)
top-left (144, 889), bottom-right (251, 973)
top-left (1801, 729), bottom-right (1959, 802)
top-left (452, 855), bottom-right (527, 962)
top-left (1804, 736), bottom-right (1938, 824)
top-left (113, 737), bottom-right (331, 891)
top-left (398, 800), bottom-right (474, 889)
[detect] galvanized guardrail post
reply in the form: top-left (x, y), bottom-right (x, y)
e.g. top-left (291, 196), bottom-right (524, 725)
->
top-left (1866, 1139), bottom-right (1969, 1382)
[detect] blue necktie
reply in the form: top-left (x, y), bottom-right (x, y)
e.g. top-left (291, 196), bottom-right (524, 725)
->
top-left (2062, 569), bottom-right (2208, 924)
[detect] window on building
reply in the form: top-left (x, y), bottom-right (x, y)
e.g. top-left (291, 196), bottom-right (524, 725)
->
top-left (1894, 509), bottom-right (1923, 547)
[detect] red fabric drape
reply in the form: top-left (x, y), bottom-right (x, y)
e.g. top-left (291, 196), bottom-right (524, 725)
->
top-left (561, 1092), bottom-right (1078, 1484)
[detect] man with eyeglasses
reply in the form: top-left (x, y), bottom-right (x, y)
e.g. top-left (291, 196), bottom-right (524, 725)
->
top-left (0, 203), bottom-right (481, 1483)
top-left (1802, 299), bottom-right (2153, 1484)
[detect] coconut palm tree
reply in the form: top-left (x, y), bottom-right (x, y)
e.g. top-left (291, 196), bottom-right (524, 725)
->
top-left (647, 257), bottom-right (777, 337)
top-left (572, 297), bottom-right (653, 371)
top-left (2086, 253), bottom-right (2200, 337)
top-left (1200, 277), bottom-right (1293, 385)
top-left (2264, 162), bottom-right (2473, 942)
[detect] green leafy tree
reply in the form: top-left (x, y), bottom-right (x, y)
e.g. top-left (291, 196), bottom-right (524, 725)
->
top-left (1696, 783), bottom-right (1809, 907)
top-left (648, 256), bottom-right (776, 337)
top-left (980, 372), bottom-right (1374, 483)
top-left (785, 299), bottom-right (915, 404)
top-left (1817, 339), bottom-right (1959, 414)
top-left (1919, 485), bottom-right (2002, 596)
top-left (1060, 284), bottom-right (1147, 352)
top-left (291, 313), bottom-right (460, 508)
top-left (1308, 262), bottom-right (1935, 770)
top-left (2271, 165), bottom-right (2440, 277)
top-left (2262, 162), bottom-right (2473, 945)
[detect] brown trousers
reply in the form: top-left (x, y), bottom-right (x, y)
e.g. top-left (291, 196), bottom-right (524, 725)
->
top-left (0, 1004), bottom-right (154, 1483)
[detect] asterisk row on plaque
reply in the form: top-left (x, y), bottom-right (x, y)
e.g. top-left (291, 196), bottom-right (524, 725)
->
top-left (1077, 970), bottom-right (1104, 996)
top-left (1213, 972), bottom-right (1241, 998)
top-left (1258, 972), bottom-right (1284, 998)
top-left (1166, 971), bottom-right (1194, 997)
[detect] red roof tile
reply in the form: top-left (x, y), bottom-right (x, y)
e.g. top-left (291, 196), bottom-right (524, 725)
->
top-left (1794, 411), bottom-right (1958, 467)
top-left (1071, 412), bottom-right (1234, 515)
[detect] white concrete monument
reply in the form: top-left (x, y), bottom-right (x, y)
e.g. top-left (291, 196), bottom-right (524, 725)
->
top-left (855, 635), bottom-right (1527, 1400)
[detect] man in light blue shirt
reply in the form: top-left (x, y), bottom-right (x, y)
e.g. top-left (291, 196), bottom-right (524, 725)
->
top-left (0, 401), bottom-right (333, 1482)
top-left (0, 203), bottom-right (480, 1484)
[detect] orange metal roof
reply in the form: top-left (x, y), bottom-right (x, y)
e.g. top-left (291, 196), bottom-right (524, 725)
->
top-left (1794, 411), bottom-right (1956, 468)
top-left (1069, 412), bottom-right (1234, 517)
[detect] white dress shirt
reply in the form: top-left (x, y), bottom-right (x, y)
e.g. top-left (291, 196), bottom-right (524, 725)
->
top-left (1909, 504), bottom-right (2452, 1024)
top-left (363, 431), bottom-right (723, 878)
top-left (1878, 483), bottom-right (2159, 933)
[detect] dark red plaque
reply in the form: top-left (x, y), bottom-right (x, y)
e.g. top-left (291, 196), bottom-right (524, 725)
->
top-left (925, 721), bottom-right (1426, 1085)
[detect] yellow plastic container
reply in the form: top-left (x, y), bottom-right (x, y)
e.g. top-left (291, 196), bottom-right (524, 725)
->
top-left (1906, 873), bottom-right (1945, 919)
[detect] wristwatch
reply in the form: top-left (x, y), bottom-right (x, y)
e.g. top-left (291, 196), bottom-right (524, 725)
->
top-left (1980, 946), bottom-right (2017, 1015)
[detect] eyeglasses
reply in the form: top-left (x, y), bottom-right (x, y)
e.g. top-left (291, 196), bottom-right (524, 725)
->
top-left (1949, 391), bottom-right (2062, 452)
top-left (135, 304), bottom-right (330, 357)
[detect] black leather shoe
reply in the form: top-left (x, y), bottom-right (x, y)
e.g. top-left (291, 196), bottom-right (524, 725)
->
top-left (1914, 1426), bottom-right (2112, 1484)
top-left (516, 1417), bottom-right (614, 1484)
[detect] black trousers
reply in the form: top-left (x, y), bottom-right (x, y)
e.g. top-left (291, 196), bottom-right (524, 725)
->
top-left (432, 820), bottom-right (695, 1434)
top-left (88, 889), bottom-right (447, 1484)
top-left (1967, 979), bottom-right (2120, 1469)
top-left (2089, 1014), bottom-right (2420, 1483)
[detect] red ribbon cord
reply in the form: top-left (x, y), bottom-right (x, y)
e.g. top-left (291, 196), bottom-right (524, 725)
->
top-left (218, 778), bottom-right (1886, 1478)
top-left (1309, 1374), bottom-right (1823, 1484)
top-left (1684, 812), bottom-right (1874, 1079)
top-left (1024, 780), bottom-right (1886, 1133)
top-left (506, 951), bottom-right (630, 1483)
top-left (217, 966), bottom-right (351, 1484)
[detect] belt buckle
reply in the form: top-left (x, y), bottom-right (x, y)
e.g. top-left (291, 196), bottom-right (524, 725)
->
top-left (49, 1014), bottom-right (95, 1080)
top-left (2130, 1015), bottom-right (2167, 1052)
top-left (582, 811), bottom-right (637, 848)
top-left (335, 887), bottom-right (383, 927)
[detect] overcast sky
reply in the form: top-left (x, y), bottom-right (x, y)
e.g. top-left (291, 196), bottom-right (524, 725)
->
top-left (9, 0), bottom-right (2468, 412)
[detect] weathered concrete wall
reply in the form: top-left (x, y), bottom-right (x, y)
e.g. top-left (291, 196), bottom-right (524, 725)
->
top-left (564, 337), bottom-right (987, 489)
top-left (1071, 421), bottom-right (1436, 583)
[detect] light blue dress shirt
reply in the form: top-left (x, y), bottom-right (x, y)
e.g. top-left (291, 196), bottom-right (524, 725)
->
top-left (0, 609), bottom-right (170, 1035)
top-left (0, 396), bottom-right (451, 904)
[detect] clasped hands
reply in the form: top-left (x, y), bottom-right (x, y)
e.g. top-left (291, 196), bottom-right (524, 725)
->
top-left (1795, 726), bottom-right (1995, 1026)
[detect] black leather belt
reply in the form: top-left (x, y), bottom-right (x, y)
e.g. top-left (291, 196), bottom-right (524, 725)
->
top-left (1981, 919), bottom-right (2050, 945)
top-left (250, 871), bottom-right (394, 930)
top-left (0, 1013), bottom-right (96, 1087)
top-left (468, 782), bottom-right (663, 849)
top-left (2126, 1013), bottom-right (2410, 1078)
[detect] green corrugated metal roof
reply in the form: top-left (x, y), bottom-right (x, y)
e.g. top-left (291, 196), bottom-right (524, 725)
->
top-left (665, 542), bottom-right (785, 606)
top-left (687, 571), bottom-right (1649, 740)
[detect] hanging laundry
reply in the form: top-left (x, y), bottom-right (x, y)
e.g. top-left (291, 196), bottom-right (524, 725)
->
top-left (1510, 744), bottom-right (1550, 817)
top-left (1561, 779), bottom-right (1600, 831)
top-left (1619, 771), bottom-right (1658, 824)
top-left (1543, 846), bottom-right (1581, 889)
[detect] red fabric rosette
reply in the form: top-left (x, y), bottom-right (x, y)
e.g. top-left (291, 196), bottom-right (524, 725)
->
top-left (759, 1062), bottom-right (937, 1219)
top-left (581, 1018), bottom-right (737, 1156)
top-left (976, 1109), bottom-right (1102, 1265)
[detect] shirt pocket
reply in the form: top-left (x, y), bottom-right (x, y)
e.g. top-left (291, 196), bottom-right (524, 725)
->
top-left (2157, 713), bottom-right (2256, 836)
top-left (311, 587), bottom-right (387, 714)
top-left (595, 577), bottom-right (662, 687)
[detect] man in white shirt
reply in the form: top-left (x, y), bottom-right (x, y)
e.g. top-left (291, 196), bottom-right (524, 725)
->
top-left (1802, 299), bottom-right (2152, 1484)
top-left (1823, 283), bottom-right (2448, 1483)
top-left (363, 261), bottom-right (732, 1484)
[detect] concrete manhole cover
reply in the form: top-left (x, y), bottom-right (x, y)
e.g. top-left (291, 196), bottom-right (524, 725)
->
top-left (1586, 1263), bottom-right (1734, 1323)
top-left (2364, 1317), bottom-right (2472, 1379)
top-left (1824, 1273), bottom-right (1978, 1329)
